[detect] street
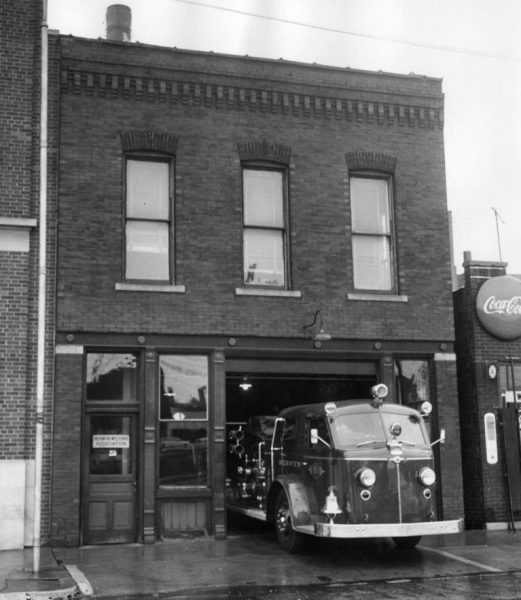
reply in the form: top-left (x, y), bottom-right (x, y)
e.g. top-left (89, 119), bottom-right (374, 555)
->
top-left (51, 520), bottom-right (521, 600)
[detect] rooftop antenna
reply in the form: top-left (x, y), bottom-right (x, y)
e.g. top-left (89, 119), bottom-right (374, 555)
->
top-left (491, 207), bottom-right (504, 262)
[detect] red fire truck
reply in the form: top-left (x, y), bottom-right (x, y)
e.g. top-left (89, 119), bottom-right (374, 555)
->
top-left (226, 384), bottom-right (462, 552)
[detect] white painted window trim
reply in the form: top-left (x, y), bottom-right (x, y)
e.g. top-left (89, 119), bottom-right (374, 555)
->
top-left (115, 283), bottom-right (186, 293)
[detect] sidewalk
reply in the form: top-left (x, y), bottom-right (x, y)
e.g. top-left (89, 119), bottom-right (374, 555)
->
top-left (3, 528), bottom-right (521, 600)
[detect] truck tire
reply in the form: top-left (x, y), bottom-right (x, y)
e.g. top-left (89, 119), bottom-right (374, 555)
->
top-left (275, 489), bottom-right (306, 553)
top-left (393, 535), bottom-right (421, 549)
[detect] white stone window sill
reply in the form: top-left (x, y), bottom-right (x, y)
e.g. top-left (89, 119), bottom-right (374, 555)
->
top-left (115, 283), bottom-right (186, 293)
top-left (235, 288), bottom-right (302, 298)
top-left (347, 292), bottom-right (408, 302)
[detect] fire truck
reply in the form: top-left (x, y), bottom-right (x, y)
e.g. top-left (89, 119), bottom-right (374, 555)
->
top-left (226, 384), bottom-right (462, 552)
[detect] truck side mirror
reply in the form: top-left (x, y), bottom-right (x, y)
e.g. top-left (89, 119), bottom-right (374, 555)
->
top-left (310, 428), bottom-right (318, 445)
top-left (431, 428), bottom-right (446, 447)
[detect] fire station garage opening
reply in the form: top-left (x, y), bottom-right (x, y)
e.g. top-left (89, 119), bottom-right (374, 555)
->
top-left (226, 373), bottom-right (377, 424)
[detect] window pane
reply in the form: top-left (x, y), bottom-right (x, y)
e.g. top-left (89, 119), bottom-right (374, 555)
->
top-left (126, 221), bottom-right (169, 280)
top-left (159, 355), bottom-right (208, 420)
top-left (127, 160), bottom-right (169, 220)
top-left (394, 360), bottom-right (430, 406)
top-left (351, 177), bottom-right (389, 234)
top-left (86, 353), bottom-right (137, 401)
top-left (159, 423), bottom-right (207, 485)
top-left (244, 228), bottom-right (285, 286)
top-left (243, 170), bottom-right (284, 227)
top-left (352, 235), bottom-right (391, 290)
top-left (89, 415), bottom-right (132, 475)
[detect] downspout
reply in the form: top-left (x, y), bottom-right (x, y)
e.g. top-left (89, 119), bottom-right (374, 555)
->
top-left (33, 0), bottom-right (48, 574)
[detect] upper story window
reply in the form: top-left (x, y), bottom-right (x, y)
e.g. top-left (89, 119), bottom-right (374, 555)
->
top-left (350, 174), bottom-right (395, 292)
top-left (125, 157), bottom-right (172, 282)
top-left (242, 167), bottom-right (287, 288)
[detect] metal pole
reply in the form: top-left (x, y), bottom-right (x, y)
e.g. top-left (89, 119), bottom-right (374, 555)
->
top-left (33, 0), bottom-right (48, 574)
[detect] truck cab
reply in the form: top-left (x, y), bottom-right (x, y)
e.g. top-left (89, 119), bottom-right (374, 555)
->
top-left (226, 384), bottom-right (462, 552)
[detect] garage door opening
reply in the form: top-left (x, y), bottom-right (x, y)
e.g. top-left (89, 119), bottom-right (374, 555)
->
top-left (225, 372), bottom-right (376, 534)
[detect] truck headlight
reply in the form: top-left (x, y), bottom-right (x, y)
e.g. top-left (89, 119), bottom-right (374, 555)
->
top-left (356, 468), bottom-right (376, 488)
top-left (418, 467), bottom-right (436, 487)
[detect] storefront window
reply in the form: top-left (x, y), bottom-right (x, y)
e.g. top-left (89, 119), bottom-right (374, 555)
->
top-left (158, 355), bottom-right (208, 486)
top-left (86, 353), bottom-right (137, 401)
top-left (394, 360), bottom-right (430, 408)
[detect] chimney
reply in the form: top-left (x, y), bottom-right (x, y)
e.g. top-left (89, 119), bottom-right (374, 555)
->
top-left (106, 4), bottom-right (131, 42)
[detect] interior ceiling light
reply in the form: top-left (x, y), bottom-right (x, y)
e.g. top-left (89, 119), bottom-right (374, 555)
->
top-left (239, 376), bottom-right (252, 391)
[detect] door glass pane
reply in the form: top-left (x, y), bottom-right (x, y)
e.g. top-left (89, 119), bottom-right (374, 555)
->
top-left (86, 353), bottom-right (137, 401)
top-left (352, 235), bottom-right (391, 290)
top-left (126, 220), bottom-right (169, 280)
top-left (244, 229), bottom-right (285, 286)
top-left (89, 415), bottom-right (132, 475)
top-left (127, 160), bottom-right (169, 219)
top-left (243, 170), bottom-right (284, 227)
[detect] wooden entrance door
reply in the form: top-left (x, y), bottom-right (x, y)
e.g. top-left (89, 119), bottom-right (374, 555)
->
top-left (83, 413), bottom-right (138, 544)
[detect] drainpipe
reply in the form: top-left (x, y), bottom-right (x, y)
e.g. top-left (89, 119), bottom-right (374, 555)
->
top-left (33, 0), bottom-right (48, 574)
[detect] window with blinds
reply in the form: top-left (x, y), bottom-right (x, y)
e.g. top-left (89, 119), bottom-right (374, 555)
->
top-left (125, 158), bottom-right (172, 281)
top-left (350, 175), bottom-right (394, 291)
top-left (242, 167), bottom-right (287, 287)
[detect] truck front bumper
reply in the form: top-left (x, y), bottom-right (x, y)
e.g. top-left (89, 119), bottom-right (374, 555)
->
top-left (313, 518), bottom-right (463, 539)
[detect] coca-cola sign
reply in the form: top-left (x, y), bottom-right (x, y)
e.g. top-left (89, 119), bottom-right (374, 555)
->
top-left (476, 276), bottom-right (521, 340)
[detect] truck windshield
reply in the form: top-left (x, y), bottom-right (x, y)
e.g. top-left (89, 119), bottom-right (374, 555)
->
top-left (332, 410), bottom-right (427, 449)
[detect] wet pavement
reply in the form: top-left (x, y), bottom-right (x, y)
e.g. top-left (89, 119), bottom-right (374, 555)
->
top-left (4, 520), bottom-right (521, 599)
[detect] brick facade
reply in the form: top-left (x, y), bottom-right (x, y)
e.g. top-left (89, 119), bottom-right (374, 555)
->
top-left (48, 32), bottom-right (464, 545)
top-left (454, 256), bottom-right (521, 528)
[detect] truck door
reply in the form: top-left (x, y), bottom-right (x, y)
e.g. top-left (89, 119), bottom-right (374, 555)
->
top-left (271, 417), bottom-right (286, 477)
top-left (305, 416), bottom-right (332, 517)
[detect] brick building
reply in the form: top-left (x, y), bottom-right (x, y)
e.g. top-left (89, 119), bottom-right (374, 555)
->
top-left (46, 10), bottom-right (464, 546)
top-left (0, 0), bottom-right (57, 550)
top-left (454, 253), bottom-right (521, 529)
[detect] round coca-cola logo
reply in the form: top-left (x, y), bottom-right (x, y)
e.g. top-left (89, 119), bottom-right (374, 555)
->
top-left (476, 276), bottom-right (521, 340)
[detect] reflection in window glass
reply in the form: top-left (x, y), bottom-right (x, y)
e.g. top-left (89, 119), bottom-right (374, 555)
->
top-left (89, 415), bottom-right (132, 475)
top-left (159, 355), bottom-right (208, 420)
top-left (158, 355), bottom-right (209, 487)
top-left (159, 423), bottom-right (207, 485)
top-left (394, 360), bottom-right (430, 408)
top-left (86, 353), bottom-right (137, 401)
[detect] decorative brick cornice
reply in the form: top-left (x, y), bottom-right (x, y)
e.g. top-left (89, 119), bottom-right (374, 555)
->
top-left (237, 140), bottom-right (291, 164)
top-left (61, 68), bottom-right (444, 129)
top-left (120, 131), bottom-right (178, 154)
top-left (345, 151), bottom-right (397, 173)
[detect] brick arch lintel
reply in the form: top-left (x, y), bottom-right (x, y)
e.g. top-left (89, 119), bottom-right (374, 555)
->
top-left (120, 131), bottom-right (178, 154)
top-left (345, 151), bottom-right (397, 173)
top-left (237, 140), bottom-right (291, 165)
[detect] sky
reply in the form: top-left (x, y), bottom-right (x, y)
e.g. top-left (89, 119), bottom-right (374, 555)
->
top-left (47, 0), bottom-right (521, 274)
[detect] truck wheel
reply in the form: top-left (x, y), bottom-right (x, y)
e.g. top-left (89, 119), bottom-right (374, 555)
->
top-left (275, 489), bottom-right (306, 553)
top-left (393, 536), bottom-right (421, 549)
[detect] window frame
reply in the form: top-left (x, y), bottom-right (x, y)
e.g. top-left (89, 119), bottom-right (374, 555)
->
top-left (241, 163), bottom-right (290, 290)
top-left (123, 154), bottom-right (174, 284)
top-left (349, 171), bottom-right (397, 293)
top-left (157, 354), bottom-right (210, 489)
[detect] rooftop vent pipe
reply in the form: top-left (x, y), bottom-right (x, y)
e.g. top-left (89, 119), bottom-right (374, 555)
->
top-left (106, 4), bottom-right (131, 42)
